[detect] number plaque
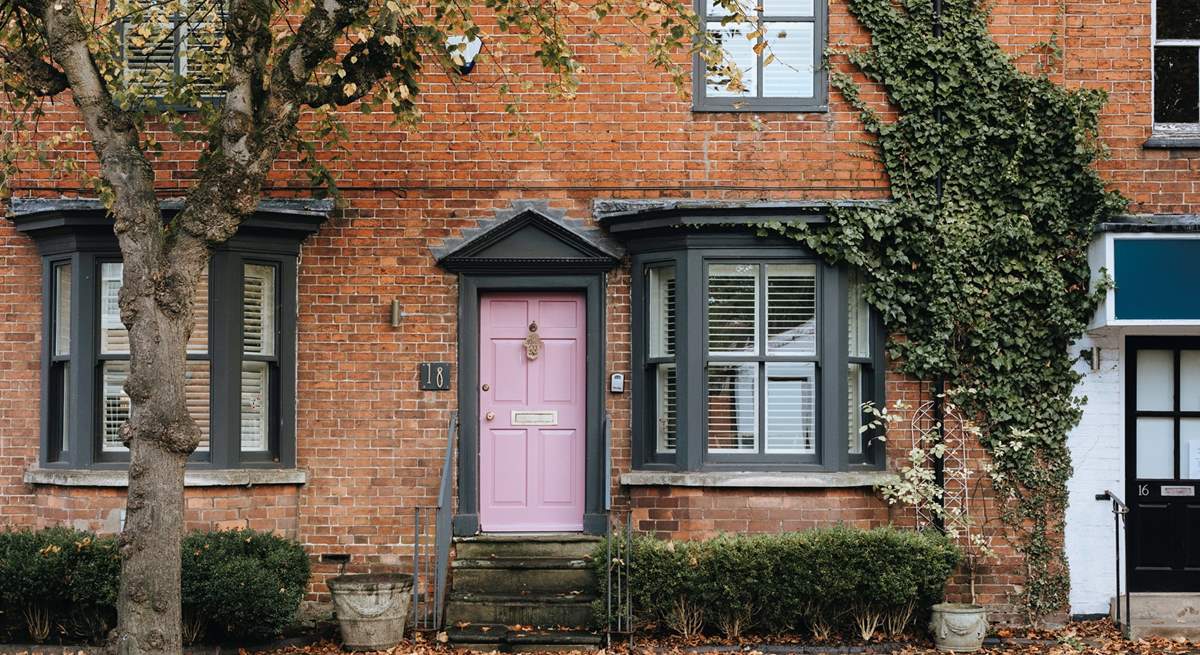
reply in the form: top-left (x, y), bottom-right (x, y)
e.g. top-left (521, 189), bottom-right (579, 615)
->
top-left (419, 363), bottom-right (452, 390)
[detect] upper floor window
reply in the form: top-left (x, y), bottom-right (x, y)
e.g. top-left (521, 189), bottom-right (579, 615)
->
top-left (10, 200), bottom-right (327, 471)
top-left (693, 0), bottom-right (827, 112)
top-left (119, 0), bottom-right (223, 98)
top-left (632, 234), bottom-right (884, 472)
top-left (1154, 0), bottom-right (1200, 129)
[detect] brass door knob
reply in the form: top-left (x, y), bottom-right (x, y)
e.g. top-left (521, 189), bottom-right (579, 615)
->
top-left (485, 411), bottom-right (495, 421)
top-left (482, 384), bottom-right (490, 391)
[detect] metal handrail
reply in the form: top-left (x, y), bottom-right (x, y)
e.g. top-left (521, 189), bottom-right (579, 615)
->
top-left (1096, 489), bottom-right (1130, 633)
top-left (433, 412), bottom-right (459, 628)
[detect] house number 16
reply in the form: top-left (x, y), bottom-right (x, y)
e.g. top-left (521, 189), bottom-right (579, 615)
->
top-left (419, 363), bottom-right (451, 391)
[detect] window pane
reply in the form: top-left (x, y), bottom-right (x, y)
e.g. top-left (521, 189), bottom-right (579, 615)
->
top-left (188, 271), bottom-right (209, 354)
top-left (1182, 418), bottom-right (1200, 479)
top-left (849, 363), bottom-right (863, 455)
top-left (1154, 46), bottom-right (1200, 124)
top-left (1182, 350), bottom-right (1200, 411)
top-left (762, 22), bottom-right (815, 98)
top-left (656, 363), bottom-right (677, 453)
top-left (1138, 350), bottom-right (1175, 411)
top-left (766, 264), bottom-right (816, 355)
top-left (243, 264), bottom-right (276, 356)
top-left (102, 361), bottom-right (210, 452)
top-left (187, 361), bottom-right (211, 452)
top-left (100, 263), bottom-right (128, 354)
top-left (707, 363), bottom-right (758, 452)
top-left (848, 271), bottom-right (870, 358)
top-left (706, 21), bottom-right (758, 98)
top-left (102, 262), bottom-right (207, 354)
top-left (1158, 0), bottom-right (1200, 40)
top-left (51, 362), bottom-right (70, 458)
top-left (708, 264), bottom-right (759, 354)
top-left (765, 362), bottom-right (816, 454)
top-left (101, 361), bottom-right (130, 452)
top-left (649, 266), bottom-right (677, 358)
top-left (1137, 417), bottom-right (1175, 479)
top-left (241, 361), bottom-right (270, 452)
top-left (763, 0), bottom-right (814, 15)
top-left (54, 263), bottom-right (71, 356)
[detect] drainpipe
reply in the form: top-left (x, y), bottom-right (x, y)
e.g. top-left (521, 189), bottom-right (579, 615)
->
top-left (931, 0), bottom-right (947, 532)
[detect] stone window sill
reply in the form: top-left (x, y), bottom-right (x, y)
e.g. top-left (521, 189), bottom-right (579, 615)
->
top-left (24, 466), bottom-right (307, 488)
top-left (620, 470), bottom-right (898, 489)
top-left (1144, 130), bottom-right (1200, 149)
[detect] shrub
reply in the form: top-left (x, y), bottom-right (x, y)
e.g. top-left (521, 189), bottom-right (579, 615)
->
top-left (0, 528), bottom-right (120, 643)
top-left (182, 529), bottom-right (310, 642)
top-left (594, 526), bottom-right (960, 641)
top-left (0, 527), bottom-right (309, 645)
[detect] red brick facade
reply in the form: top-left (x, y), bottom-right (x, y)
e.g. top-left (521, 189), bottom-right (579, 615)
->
top-left (0, 0), bottom-right (1192, 626)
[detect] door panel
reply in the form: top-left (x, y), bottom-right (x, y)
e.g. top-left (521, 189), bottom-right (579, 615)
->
top-left (479, 292), bottom-right (586, 532)
top-left (1128, 339), bottom-right (1200, 591)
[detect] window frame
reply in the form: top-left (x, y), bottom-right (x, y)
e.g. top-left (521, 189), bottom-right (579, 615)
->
top-left (92, 257), bottom-right (215, 464)
top-left (1152, 0), bottom-right (1200, 132)
top-left (692, 0), bottom-right (829, 113)
top-left (39, 244), bottom-right (299, 471)
top-left (631, 234), bottom-right (884, 473)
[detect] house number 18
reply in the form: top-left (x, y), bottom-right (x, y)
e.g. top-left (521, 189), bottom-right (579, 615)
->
top-left (419, 363), bottom-right (452, 391)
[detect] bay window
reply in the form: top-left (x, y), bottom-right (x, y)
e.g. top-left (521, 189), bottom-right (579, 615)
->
top-left (632, 237), bottom-right (883, 472)
top-left (12, 200), bottom-right (324, 471)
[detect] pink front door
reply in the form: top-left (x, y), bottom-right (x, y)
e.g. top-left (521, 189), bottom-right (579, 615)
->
top-left (479, 292), bottom-right (587, 532)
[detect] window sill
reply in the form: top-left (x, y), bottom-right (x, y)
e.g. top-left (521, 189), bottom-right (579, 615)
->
top-left (620, 469), bottom-right (897, 489)
top-left (24, 466), bottom-right (307, 488)
top-left (1144, 131), bottom-right (1200, 149)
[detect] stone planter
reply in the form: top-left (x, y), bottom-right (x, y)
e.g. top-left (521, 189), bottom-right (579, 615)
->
top-left (328, 573), bottom-right (413, 651)
top-left (929, 602), bottom-right (987, 652)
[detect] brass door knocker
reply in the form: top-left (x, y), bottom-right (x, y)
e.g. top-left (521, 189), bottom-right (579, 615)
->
top-left (524, 321), bottom-right (542, 360)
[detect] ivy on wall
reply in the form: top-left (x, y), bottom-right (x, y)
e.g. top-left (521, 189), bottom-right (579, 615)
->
top-left (760, 0), bottom-right (1126, 620)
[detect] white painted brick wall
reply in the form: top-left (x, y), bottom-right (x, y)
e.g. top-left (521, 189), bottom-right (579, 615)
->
top-left (1065, 332), bottom-right (1124, 616)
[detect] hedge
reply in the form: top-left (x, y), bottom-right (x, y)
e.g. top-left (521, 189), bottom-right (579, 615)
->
top-left (0, 527), bottom-right (309, 645)
top-left (594, 526), bottom-right (960, 640)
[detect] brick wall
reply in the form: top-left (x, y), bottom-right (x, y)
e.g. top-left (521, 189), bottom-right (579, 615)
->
top-left (0, 0), bottom-right (1191, 624)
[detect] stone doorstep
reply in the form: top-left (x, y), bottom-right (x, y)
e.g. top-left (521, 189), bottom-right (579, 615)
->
top-left (1112, 593), bottom-right (1200, 641)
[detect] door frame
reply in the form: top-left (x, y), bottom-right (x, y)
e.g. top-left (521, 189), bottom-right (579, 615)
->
top-left (454, 274), bottom-right (608, 536)
top-left (1124, 334), bottom-right (1200, 592)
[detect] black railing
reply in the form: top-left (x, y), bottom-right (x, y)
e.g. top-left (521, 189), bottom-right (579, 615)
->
top-left (604, 511), bottom-right (634, 649)
top-left (409, 412), bottom-right (458, 633)
top-left (1095, 489), bottom-right (1130, 632)
top-left (433, 412), bottom-right (459, 627)
top-left (409, 506), bottom-right (437, 631)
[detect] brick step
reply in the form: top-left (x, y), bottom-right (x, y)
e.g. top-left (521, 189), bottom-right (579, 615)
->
top-left (444, 592), bottom-right (597, 628)
top-left (455, 534), bottom-right (603, 560)
top-left (452, 565), bottom-right (596, 595)
top-left (445, 624), bottom-right (602, 653)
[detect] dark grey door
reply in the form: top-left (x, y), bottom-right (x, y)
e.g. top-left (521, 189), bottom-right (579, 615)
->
top-left (1127, 337), bottom-right (1200, 592)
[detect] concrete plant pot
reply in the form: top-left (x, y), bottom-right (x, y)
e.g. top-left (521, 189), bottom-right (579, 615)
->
top-left (929, 602), bottom-right (987, 652)
top-left (328, 573), bottom-right (413, 651)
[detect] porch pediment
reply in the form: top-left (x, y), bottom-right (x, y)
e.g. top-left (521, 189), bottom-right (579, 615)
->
top-left (434, 204), bottom-right (622, 273)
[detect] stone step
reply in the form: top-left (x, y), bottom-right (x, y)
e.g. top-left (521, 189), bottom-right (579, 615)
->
top-left (455, 534), bottom-right (603, 561)
top-left (445, 624), bottom-right (602, 653)
top-left (444, 592), bottom-right (597, 628)
top-left (452, 566), bottom-right (596, 595)
top-left (1112, 593), bottom-right (1200, 640)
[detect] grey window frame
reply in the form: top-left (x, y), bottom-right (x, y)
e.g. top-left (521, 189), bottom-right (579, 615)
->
top-left (631, 233), bottom-right (884, 473)
top-left (14, 203), bottom-right (321, 472)
top-left (692, 0), bottom-right (829, 113)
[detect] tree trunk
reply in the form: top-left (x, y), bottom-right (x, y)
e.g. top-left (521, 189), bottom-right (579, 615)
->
top-left (112, 225), bottom-right (209, 655)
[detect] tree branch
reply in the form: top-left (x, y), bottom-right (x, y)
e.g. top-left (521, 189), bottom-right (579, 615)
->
top-left (0, 44), bottom-right (69, 95)
top-left (302, 29), bottom-right (418, 108)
